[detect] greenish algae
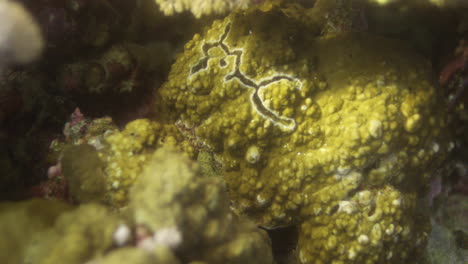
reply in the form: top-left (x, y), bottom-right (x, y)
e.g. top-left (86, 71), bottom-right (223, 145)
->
top-left (61, 145), bottom-right (107, 203)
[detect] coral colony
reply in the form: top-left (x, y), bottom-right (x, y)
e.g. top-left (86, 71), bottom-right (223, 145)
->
top-left (190, 23), bottom-right (302, 131)
top-left (0, 1), bottom-right (467, 264)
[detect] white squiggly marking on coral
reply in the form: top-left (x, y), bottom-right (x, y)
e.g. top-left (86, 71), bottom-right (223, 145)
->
top-left (189, 22), bottom-right (302, 132)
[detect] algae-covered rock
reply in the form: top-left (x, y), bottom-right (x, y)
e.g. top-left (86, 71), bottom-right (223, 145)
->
top-left (59, 118), bottom-right (192, 206)
top-left (96, 248), bottom-right (157, 264)
top-left (154, 0), bottom-right (252, 18)
top-left (299, 186), bottom-right (428, 263)
top-left (94, 247), bottom-right (180, 264)
top-left (98, 118), bottom-right (192, 206)
top-left (435, 194), bottom-right (468, 236)
top-left (130, 146), bottom-right (274, 264)
top-left (0, 200), bottom-right (124, 264)
top-left (0, 199), bottom-right (71, 264)
top-left (31, 203), bottom-right (124, 264)
top-left (158, 4), bottom-right (450, 263)
top-left (61, 144), bottom-right (107, 203)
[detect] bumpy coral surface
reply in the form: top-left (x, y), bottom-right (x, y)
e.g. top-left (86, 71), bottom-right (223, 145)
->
top-left (101, 119), bottom-right (198, 206)
top-left (299, 186), bottom-right (428, 263)
top-left (154, 0), bottom-right (252, 18)
top-left (130, 146), bottom-right (274, 264)
top-left (59, 118), bottom-right (192, 206)
top-left (158, 5), bottom-right (450, 263)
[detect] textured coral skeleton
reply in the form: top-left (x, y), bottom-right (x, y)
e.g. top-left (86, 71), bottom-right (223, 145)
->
top-left (190, 22), bottom-right (303, 131)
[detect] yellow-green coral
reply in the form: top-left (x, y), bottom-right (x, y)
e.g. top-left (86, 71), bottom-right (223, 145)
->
top-left (0, 199), bottom-right (71, 264)
top-left (0, 201), bottom-right (121, 264)
top-left (62, 144), bottom-right (107, 203)
top-left (94, 119), bottom-right (158, 205)
top-left (299, 186), bottom-right (428, 263)
top-left (60, 118), bottom-right (193, 207)
top-left (130, 147), bottom-right (274, 263)
top-left (0, 148), bottom-right (274, 264)
top-left (93, 247), bottom-right (181, 264)
top-left (99, 118), bottom-right (193, 206)
top-left (154, 0), bottom-right (252, 18)
top-left (158, 4), bottom-right (450, 263)
top-left (33, 204), bottom-right (123, 264)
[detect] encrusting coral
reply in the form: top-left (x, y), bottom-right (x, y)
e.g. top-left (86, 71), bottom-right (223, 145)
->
top-left (154, 0), bottom-right (253, 18)
top-left (157, 3), bottom-right (451, 263)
